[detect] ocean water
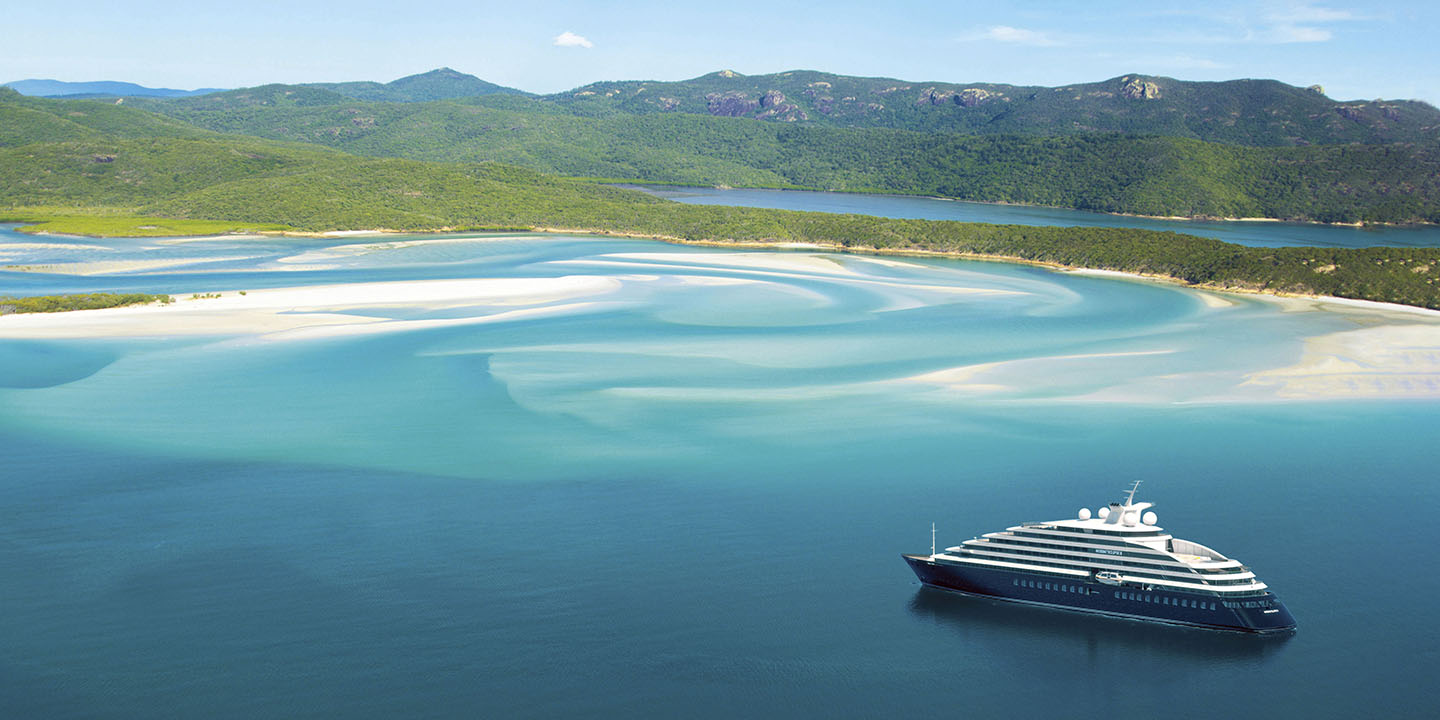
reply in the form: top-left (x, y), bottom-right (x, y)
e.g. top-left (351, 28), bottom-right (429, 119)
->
top-left (638, 185), bottom-right (1440, 248)
top-left (3, 223), bottom-right (1439, 718)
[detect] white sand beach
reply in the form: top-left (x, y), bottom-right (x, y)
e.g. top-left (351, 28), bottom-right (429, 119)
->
top-left (0, 276), bottom-right (623, 339)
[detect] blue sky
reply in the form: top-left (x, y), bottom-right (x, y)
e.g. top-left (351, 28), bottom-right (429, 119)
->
top-left (6, 1), bottom-right (1437, 104)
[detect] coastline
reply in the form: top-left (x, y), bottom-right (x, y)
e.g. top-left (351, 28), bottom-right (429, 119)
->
top-left (5, 230), bottom-right (1440, 401)
top-left (624, 184), bottom-right (1431, 229)
top-left (9, 220), bottom-right (1440, 315)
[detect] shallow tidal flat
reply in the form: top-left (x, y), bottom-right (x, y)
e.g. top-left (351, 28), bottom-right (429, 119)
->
top-left (3, 230), bottom-right (1439, 415)
top-left (4, 227), bottom-right (1440, 717)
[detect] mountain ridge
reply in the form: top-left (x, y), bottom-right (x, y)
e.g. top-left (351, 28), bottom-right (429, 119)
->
top-left (301, 67), bottom-right (529, 102)
top-left (3, 79), bottom-right (225, 98)
top-left (16, 67), bottom-right (1440, 146)
top-left (547, 69), bottom-right (1440, 146)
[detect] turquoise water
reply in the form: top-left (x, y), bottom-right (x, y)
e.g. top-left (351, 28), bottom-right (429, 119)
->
top-left (639, 185), bottom-right (1440, 248)
top-left (3, 224), bottom-right (1440, 718)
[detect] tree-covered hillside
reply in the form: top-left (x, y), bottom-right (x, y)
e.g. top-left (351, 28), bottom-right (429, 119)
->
top-left (302, 68), bottom-right (528, 102)
top-left (549, 70), bottom-right (1440, 146)
top-left (5, 129), bottom-right (1440, 309)
top-left (119, 91), bottom-right (1440, 223)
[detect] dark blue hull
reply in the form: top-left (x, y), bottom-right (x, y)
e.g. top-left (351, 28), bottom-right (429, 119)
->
top-left (903, 554), bottom-right (1296, 634)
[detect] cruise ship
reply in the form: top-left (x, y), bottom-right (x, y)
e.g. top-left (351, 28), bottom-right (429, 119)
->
top-left (902, 484), bottom-right (1296, 633)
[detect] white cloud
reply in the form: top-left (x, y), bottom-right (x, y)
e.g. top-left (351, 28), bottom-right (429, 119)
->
top-left (1267, 3), bottom-right (1357, 24)
top-left (1269, 24), bottom-right (1333, 43)
top-left (553, 31), bottom-right (593, 49)
top-left (1260, 3), bottom-right (1360, 43)
top-left (972, 25), bottom-right (1062, 47)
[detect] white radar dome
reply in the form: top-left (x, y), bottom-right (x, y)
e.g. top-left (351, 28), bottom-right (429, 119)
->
top-left (1123, 511), bottom-right (1138, 526)
top-left (1142, 511), bottom-right (1158, 526)
top-left (1097, 507), bottom-right (1110, 519)
top-left (1078, 508), bottom-right (1092, 520)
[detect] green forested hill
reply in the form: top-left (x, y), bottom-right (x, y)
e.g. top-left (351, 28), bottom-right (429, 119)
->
top-left (548, 70), bottom-right (1440, 146)
top-left (119, 92), bottom-right (1440, 223)
top-left (0, 87), bottom-right (216, 143)
top-left (301, 67), bottom-right (528, 102)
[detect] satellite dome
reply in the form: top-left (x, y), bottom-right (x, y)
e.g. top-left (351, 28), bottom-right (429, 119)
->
top-left (1078, 508), bottom-right (1092, 520)
top-left (1097, 507), bottom-right (1110, 519)
top-left (1123, 511), bottom-right (1138, 526)
top-left (1142, 511), bottom-right (1158, 526)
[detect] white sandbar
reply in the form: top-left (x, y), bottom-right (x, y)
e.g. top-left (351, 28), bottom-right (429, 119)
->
top-left (1244, 324), bottom-right (1440, 398)
top-left (0, 276), bottom-right (621, 339)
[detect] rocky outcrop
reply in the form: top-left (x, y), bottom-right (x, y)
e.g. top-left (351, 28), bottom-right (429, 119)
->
top-left (756, 102), bottom-right (808, 121)
top-left (1307, 84), bottom-right (1326, 95)
top-left (1120, 77), bottom-right (1161, 100)
top-left (706, 91), bottom-right (759, 117)
top-left (1336, 104), bottom-right (1365, 121)
top-left (956, 88), bottom-right (996, 107)
top-left (760, 90), bottom-right (786, 108)
top-left (915, 87), bottom-right (999, 107)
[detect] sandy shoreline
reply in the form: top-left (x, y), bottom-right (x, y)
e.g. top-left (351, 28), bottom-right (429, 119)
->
top-left (0, 276), bottom-right (623, 339)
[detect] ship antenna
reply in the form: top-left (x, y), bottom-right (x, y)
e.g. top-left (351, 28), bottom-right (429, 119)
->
top-left (1124, 479), bottom-right (1143, 507)
top-left (931, 522), bottom-right (936, 557)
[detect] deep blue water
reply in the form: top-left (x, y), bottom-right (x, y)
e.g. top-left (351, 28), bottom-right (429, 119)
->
top-left (637, 185), bottom-right (1440, 248)
top-left (3, 224), bottom-right (1440, 718)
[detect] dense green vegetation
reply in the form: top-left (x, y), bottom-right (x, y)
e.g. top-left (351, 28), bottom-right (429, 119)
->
top-left (119, 90), bottom-right (1440, 224)
top-left (0, 292), bottom-right (172, 314)
top-left (301, 67), bottom-right (527, 102)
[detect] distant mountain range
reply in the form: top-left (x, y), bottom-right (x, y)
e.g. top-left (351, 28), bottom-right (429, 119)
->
top-left (4, 68), bottom-right (526, 104)
top-left (549, 69), bottom-right (1440, 146)
top-left (11, 68), bottom-right (1439, 145)
top-left (2, 79), bottom-right (225, 99)
top-left (8, 66), bottom-right (1440, 225)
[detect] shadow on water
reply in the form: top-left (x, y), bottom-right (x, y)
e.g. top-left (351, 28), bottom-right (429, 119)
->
top-left (906, 586), bottom-right (1291, 662)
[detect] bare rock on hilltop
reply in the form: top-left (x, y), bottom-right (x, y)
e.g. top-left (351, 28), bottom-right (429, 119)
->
top-left (1120, 77), bottom-right (1162, 100)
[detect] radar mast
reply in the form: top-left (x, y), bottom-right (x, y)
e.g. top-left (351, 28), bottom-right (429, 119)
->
top-left (1123, 479), bottom-right (1143, 507)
